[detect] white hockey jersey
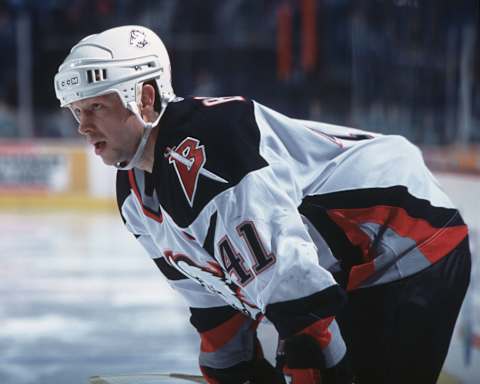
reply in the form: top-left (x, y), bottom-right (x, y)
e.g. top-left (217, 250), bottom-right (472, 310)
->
top-left (116, 96), bottom-right (467, 370)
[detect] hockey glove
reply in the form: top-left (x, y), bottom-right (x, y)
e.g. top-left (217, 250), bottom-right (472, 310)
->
top-left (276, 322), bottom-right (353, 384)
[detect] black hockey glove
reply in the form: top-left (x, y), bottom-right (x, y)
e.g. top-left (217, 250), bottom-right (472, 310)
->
top-left (276, 332), bottom-right (353, 384)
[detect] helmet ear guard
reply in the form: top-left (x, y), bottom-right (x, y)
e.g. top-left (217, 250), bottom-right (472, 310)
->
top-left (54, 26), bottom-right (176, 170)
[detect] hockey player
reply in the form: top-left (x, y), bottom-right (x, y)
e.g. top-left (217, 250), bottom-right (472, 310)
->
top-left (54, 26), bottom-right (471, 384)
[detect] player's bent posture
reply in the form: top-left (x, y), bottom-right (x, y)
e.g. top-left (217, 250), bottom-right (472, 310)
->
top-left (55, 26), bottom-right (471, 384)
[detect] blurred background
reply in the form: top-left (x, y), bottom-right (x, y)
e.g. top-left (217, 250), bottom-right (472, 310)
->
top-left (0, 0), bottom-right (479, 383)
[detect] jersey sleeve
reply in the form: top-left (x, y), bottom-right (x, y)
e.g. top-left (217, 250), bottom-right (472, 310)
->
top-left (190, 305), bottom-right (261, 375)
top-left (117, 166), bottom-right (273, 381)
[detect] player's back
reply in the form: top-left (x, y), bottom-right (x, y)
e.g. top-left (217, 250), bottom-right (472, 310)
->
top-left (252, 102), bottom-right (467, 290)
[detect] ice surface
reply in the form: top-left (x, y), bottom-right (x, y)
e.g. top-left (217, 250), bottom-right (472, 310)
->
top-left (0, 212), bottom-right (199, 384)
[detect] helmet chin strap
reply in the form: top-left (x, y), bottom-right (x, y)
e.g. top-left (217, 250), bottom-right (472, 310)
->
top-left (115, 96), bottom-right (173, 170)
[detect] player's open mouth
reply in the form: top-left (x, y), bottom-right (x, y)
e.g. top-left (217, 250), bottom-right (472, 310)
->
top-left (94, 141), bottom-right (106, 155)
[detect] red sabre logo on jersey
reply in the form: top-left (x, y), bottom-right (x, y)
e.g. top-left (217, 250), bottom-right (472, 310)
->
top-left (166, 137), bottom-right (228, 207)
top-left (167, 137), bottom-right (206, 207)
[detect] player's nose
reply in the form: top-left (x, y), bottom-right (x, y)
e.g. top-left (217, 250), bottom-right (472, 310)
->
top-left (77, 114), bottom-right (95, 136)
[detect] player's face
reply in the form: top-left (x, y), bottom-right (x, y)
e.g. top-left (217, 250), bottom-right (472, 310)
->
top-left (70, 93), bottom-right (143, 166)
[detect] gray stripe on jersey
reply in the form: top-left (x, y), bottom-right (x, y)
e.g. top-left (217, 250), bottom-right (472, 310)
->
top-left (357, 223), bottom-right (431, 288)
top-left (322, 319), bottom-right (347, 368)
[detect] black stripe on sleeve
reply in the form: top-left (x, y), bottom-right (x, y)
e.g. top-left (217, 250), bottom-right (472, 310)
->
top-left (265, 285), bottom-right (347, 338)
top-left (153, 257), bottom-right (188, 281)
top-left (116, 169), bottom-right (143, 238)
top-left (116, 170), bottom-right (131, 224)
top-left (299, 202), bottom-right (364, 279)
top-left (190, 305), bottom-right (240, 333)
top-left (203, 211), bottom-right (218, 256)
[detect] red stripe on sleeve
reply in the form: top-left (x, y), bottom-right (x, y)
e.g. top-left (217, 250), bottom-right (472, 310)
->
top-left (200, 313), bottom-right (250, 353)
top-left (418, 225), bottom-right (468, 263)
top-left (347, 261), bottom-right (376, 291)
top-left (327, 210), bottom-right (373, 262)
top-left (297, 316), bottom-right (334, 349)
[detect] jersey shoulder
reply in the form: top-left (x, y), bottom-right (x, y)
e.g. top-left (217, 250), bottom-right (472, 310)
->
top-left (161, 96), bottom-right (258, 146)
top-left (152, 96), bottom-right (269, 227)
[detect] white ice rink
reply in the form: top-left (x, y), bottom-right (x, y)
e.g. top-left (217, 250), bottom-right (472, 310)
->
top-left (0, 212), bottom-right (199, 384)
top-left (1, 173), bottom-right (479, 384)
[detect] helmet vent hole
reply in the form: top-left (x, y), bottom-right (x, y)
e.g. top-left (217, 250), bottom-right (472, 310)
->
top-left (87, 69), bottom-right (107, 83)
top-left (87, 70), bottom-right (93, 84)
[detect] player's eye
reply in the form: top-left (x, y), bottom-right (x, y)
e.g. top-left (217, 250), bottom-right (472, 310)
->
top-left (91, 103), bottom-right (102, 111)
top-left (72, 108), bottom-right (81, 119)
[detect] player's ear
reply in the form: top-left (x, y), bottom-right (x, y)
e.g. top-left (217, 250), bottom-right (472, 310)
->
top-left (140, 83), bottom-right (156, 118)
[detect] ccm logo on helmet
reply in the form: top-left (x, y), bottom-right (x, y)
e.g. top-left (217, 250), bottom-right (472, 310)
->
top-left (57, 74), bottom-right (80, 90)
top-left (129, 29), bottom-right (149, 48)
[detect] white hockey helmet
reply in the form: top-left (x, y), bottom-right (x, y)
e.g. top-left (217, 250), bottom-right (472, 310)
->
top-left (54, 25), bottom-right (175, 169)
